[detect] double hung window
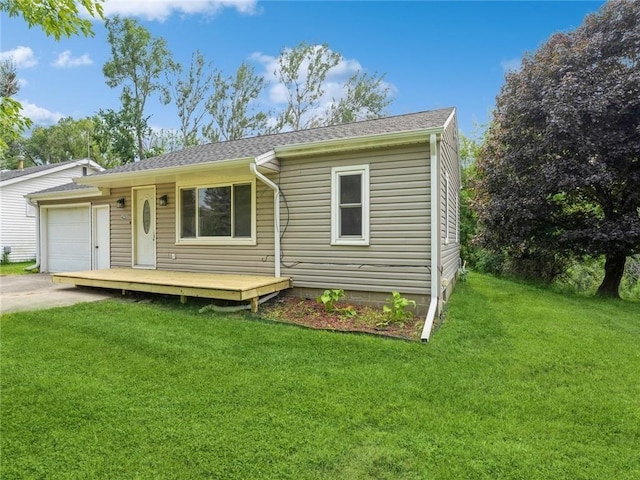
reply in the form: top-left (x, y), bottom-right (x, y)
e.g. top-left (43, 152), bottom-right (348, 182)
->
top-left (331, 165), bottom-right (370, 246)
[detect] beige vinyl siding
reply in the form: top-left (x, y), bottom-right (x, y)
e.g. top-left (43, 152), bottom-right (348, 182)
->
top-left (439, 115), bottom-right (461, 291)
top-left (279, 144), bottom-right (431, 296)
top-left (154, 183), bottom-right (275, 275)
top-left (108, 183), bottom-right (274, 274)
top-left (109, 187), bottom-right (133, 267)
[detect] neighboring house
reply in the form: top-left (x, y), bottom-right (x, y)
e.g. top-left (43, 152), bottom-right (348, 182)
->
top-left (27, 109), bottom-right (461, 339)
top-left (0, 159), bottom-right (103, 262)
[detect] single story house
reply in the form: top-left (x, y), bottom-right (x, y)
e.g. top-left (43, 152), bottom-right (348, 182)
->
top-left (27, 108), bottom-right (461, 340)
top-left (0, 158), bottom-right (103, 262)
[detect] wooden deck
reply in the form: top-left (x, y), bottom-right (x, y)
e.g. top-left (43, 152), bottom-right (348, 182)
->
top-left (51, 269), bottom-right (292, 312)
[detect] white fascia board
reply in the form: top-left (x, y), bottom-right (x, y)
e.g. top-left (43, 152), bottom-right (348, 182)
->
top-left (73, 158), bottom-right (105, 172)
top-left (274, 128), bottom-right (444, 159)
top-left (76, 157), bottom-right (254, 188)
top-left (255, 150), bottom-right (277, 165)
top-left (443, 108), bottom-right (457, 131)
top-left (26, 187), bottom-right (110, 202)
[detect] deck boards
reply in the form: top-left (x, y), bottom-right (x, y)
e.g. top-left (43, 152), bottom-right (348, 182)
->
top-left (52, 269), bottom-right (292, 311)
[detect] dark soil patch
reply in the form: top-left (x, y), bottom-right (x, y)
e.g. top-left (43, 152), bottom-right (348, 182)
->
top-left (260, 297), bottom-right (423, 341)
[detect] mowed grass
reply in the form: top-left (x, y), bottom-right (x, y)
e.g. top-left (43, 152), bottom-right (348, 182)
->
top-left (1, 273), bottom-right (639, 479)
top-left (0, 261), bottom-right (36, 276)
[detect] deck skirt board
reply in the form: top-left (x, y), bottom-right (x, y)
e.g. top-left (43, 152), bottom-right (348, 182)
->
top-left (51, 269), bottom-right (292, 308)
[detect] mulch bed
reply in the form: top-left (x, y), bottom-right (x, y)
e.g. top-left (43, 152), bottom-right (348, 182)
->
top-left (260, 297), bottom-right (423, 341)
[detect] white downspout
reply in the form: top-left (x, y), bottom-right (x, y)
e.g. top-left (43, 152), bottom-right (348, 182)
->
top-left (24, 198), bottom-right (41, 272)
top-left (250, 161), bottom-right (281, 278)
top-left (421, 133), bottom-right (440, 341)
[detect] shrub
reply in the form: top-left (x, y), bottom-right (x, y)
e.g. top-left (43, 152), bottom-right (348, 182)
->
top-left (379, 292), bottom-right (416, 328)
top-left (316, 289), bottom-right (345, 312)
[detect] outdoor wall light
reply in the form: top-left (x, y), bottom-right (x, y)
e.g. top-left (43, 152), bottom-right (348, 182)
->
top-left (116, 198), bottom-right (126, 208)
top-left (159, 194), bottom-right (168, 206)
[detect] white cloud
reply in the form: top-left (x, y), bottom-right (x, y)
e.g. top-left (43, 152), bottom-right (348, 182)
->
top-left (100, 0), bottom-right (258, 21)
top-left (52, 51), bottom-right (93, 68)
top-left (0, 46), bottom-right (37, 68)
top-left (19, 100), bottom-right (64, 125)
top-left (501, 57), bottom-right (521, 73)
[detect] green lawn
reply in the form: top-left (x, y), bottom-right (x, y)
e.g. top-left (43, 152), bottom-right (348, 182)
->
top-left (0, 261), bottom-right (37, 276)
top-left (1, 273), bottom-right (639, 479)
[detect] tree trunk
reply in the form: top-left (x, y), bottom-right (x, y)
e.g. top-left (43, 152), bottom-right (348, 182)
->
top-left (596, 253), bottom-right (626, 298)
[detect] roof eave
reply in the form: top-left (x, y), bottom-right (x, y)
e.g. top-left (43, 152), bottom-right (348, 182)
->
top-left (26, 186), bottom-right (110, 202)
top-left (273, 127), bottom-right (444, 159)
top-left (76, 157), bottom-right (255, 187)
top-left (0, 159), bottom-right (104, 187)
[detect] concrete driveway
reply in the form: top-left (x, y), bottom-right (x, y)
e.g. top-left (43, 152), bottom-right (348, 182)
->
top-left (0, 273), bottom-right (115, 315)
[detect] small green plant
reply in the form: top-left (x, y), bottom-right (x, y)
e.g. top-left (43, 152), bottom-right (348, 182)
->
top-left (317, 289), bottom-right (345, 312)
top-left (379, 292), bottom-right (416, 327)
top-left (337, 305), bottom-right (357, 318)
top-left (1, 250), bottom-right (10, 265)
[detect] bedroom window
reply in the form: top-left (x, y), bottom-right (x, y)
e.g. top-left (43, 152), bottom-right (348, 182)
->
top-left (179, 182), bottom-right (254, 243)
top-left (331, 165), bottom-right (370, 246)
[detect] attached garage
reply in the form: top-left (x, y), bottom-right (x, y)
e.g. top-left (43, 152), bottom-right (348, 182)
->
top-left (44, 206), bottom-right (92, 273)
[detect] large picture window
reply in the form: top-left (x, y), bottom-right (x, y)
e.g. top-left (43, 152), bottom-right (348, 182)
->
top-left (331, 165), bottom-right (370, 246)
top-left (179, 182), bottom-right (253, 243)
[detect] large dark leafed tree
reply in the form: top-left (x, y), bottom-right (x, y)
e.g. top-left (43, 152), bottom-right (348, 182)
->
top-left (475, 0), bottom-right (640, 297)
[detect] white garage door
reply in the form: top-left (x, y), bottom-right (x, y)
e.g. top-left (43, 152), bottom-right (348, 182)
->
top-left (47, 206), bottom-right (91, 273)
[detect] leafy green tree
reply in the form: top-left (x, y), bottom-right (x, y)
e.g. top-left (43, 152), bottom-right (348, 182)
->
top-left (22, 116), bottom-right (105, 165)
top-left (323, 71), bottom-right (391, 126)
top-left (0, 59), bottom-right (31, 154)
top-left (273, 42), bottom-right (393, 131)
top-left (0, 0), bottom-right (103, 149)
top-left (1, 0), bottom-right (104, 39)
top-left (273, 42), bottom-right (341, 131)
top-left (145, 128), bottom-right (184, 157)
top-left (204, 62), bottom-right (268, 142)
top-left (93, 108), bottom-right (138, 166)
top-left (167, 50), bottom-right (214, 147)
top-left (475, 0), bottom-right (640, 297)
top-left (103, 16), bottom-right (177, 161)
top-left (458, 134), bottom-right (481, 267)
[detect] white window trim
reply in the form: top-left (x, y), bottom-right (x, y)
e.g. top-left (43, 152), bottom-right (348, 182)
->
top-left (175, 179), bottom-right (257, 246)
top-left (331, 164), bottom-right (370, 246)
top-left (444, 171), bottom-right (450, 245)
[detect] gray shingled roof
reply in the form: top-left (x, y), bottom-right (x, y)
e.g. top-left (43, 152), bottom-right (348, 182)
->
top-left (28, 182), bottom-right (95, 196)
top-left (0, 158), bottom-right (98, 182)
top-left (91, 108), bottom-right (454, 177)
top-left (1, 160), bottom-right (71, 182)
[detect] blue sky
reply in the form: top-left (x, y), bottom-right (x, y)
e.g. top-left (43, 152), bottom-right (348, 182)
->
top-left (1, 0), bottom-right (606, 139)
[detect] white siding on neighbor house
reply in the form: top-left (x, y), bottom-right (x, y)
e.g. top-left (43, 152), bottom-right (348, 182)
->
top-left (439, 114), bottom-right (461, 295)
top-left (278, 144), bottom-right (432, 296)
top-left (0, 165), bottom-right (96, 262)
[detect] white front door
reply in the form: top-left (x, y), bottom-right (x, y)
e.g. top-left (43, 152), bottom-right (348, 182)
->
top-left (133, 187), bottom-right (156, 268)
top-left (92, 205), bottom-right (110, 270)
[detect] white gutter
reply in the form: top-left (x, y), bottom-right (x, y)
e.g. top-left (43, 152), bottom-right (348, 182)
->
top-left (250, 153), bottom-right (281, 278)
top-left (421, 133), bottom-right (440, 341)
top-left (24, 198), bottom-right (40, 272)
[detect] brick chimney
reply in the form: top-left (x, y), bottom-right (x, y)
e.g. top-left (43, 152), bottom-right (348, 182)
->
top-left (17, 155), bottom-right (24, 170)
